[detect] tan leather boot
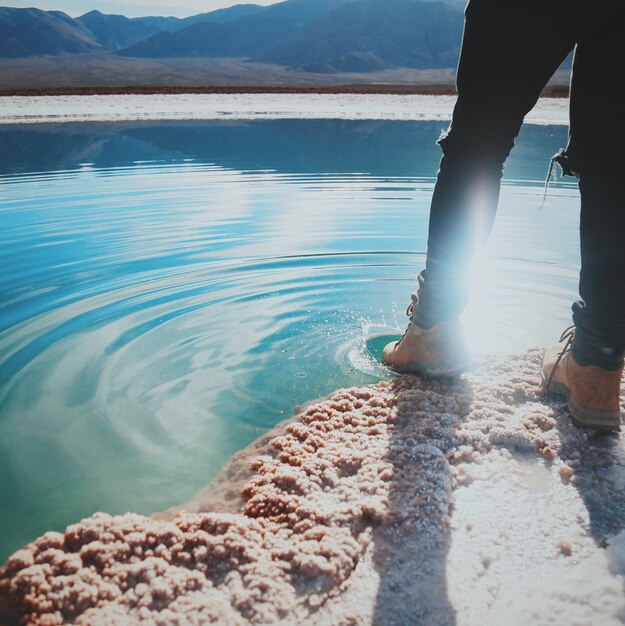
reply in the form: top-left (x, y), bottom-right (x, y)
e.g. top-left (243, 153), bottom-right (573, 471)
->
top-left (382, 296), bottom-right (470, 377)
top-left (542, 330), bottom-right (623, 431)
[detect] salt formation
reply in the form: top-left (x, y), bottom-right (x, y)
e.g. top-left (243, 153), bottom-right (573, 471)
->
top-left (2, 348), bottom-right (625, 626)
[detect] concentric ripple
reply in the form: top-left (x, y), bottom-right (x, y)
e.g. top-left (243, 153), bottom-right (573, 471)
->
top-left (0, 119), bottom-right (578, 561)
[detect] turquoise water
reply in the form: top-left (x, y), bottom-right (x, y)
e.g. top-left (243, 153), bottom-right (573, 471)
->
top-left (0, 120), bottom-right (579, 561)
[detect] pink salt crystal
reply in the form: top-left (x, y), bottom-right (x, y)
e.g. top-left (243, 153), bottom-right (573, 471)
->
top-left (557, 540), bottom-right (573, 556)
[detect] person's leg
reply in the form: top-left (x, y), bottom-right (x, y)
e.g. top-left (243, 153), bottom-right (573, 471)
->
top-left (415, 0), bottom-right (583, 328)
top-left (383, 0), bottom-right (585, 374)
top-left (566, 10), bottom-right (625, 369)
top-left (541, 3), bottom-right (625, 430)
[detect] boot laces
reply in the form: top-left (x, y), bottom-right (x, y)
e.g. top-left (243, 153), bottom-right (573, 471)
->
top-left (395, 293), bottom-right (419, 347)
top-left (546, 325), bottom-right (575, 390)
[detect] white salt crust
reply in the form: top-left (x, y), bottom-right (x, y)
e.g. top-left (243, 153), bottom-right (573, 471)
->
top-left (0, 94), bottom-right (568, 125)
top-left (2, 348), bottom-right (625, 626)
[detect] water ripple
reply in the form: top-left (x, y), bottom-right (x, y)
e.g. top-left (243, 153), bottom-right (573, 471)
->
top-left (0, 123), bottom-right (580, 562)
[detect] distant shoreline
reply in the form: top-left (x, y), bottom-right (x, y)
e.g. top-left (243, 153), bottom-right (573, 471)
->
top-left (0, 84), bottom-right (570, 98)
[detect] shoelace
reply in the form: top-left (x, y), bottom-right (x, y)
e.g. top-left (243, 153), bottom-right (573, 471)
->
top-left (395, 293), bottom-right (419, 347)
top-left (546, 325), bottom-right (576, 391)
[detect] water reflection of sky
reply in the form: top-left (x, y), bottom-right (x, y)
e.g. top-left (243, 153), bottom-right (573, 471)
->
top-left (0, 120), bottom-right (578, 561)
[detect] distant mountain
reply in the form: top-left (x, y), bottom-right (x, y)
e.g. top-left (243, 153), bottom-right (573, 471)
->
top-left (120, 0), bottom-right (464, 73)
top-left (176, 4), bottom-right (265, 28)
top-left (74, 6), bottom-right (269, 51)
top-left (0, 4), bottom-right (270, 56)
top-left (261, 0), bottom-right (464, 72)
top-left (120, 0), bottom-right (355, 59)
top-left (0, 7), bottom-right (100, 57)
top-left (76, 10), bottom-right (178, 50)
top-left (0, 0), bottom-right (467, 71)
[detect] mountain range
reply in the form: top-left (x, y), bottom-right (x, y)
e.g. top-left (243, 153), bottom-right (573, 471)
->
top-left (0, 0), bottom-right (466, 73)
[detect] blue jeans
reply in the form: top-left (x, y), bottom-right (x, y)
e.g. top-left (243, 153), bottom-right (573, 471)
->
top-left (415, 0), bottom-right (625, 363)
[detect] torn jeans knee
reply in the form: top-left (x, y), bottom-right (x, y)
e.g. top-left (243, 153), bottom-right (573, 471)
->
top-left (551, 142), bottom-right (625, 178)
top-left (549, 148), bottom-right (578, 178)
top-left (540, 148), bottom-right (579, 208)
top-left (541, 144), bottom-right (625, 207)
top-left (437, 127), bottom-right (514, 169)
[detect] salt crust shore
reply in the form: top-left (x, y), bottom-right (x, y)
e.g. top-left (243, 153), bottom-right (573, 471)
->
top-left (0, 94), bottom-right (569, 126)
top-left (2, 348), bottom-right (625, 625)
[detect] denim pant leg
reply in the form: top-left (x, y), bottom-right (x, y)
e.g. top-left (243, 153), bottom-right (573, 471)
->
top-left (415, 0), bottom-right (581, 328)
top-left (565, 9), bottom-right (625, 354)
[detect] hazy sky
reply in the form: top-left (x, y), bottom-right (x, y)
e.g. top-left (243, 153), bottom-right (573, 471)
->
top-left (2, 0), bottom-right (281, 18)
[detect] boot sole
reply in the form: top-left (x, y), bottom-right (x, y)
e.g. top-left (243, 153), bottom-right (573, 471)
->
top-left (542, 375), bottom-right (621, 432)
top-left (392, 358), bottom-right (472, 379)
